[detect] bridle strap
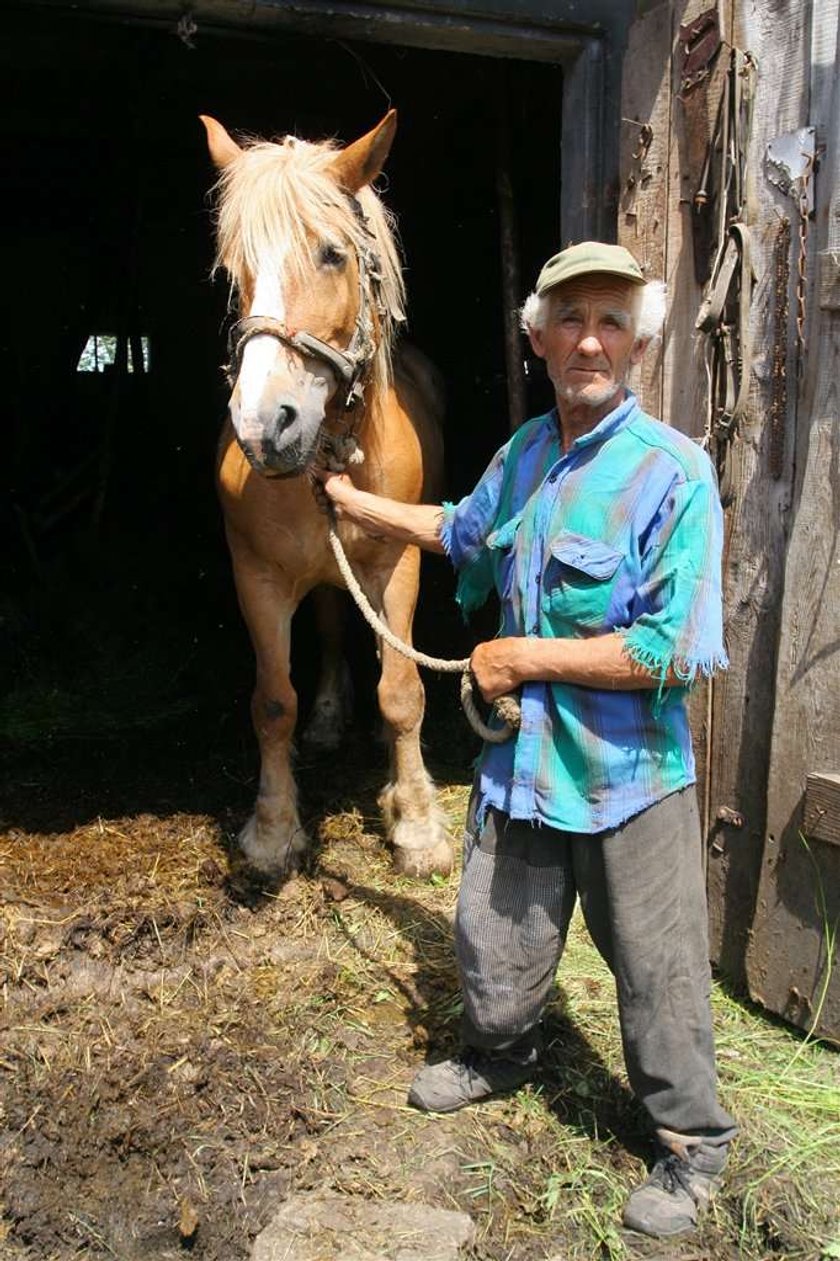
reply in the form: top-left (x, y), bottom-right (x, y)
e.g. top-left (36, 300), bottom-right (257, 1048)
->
top-left (229, 317), bottom-right (358, 384)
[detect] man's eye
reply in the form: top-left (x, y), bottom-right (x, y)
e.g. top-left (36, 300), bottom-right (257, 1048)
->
top-left (319, 243), bottom-right (346, 268)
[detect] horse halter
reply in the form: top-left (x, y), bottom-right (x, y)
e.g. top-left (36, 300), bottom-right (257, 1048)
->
top-left (225, 197), bottom-right (385, 413)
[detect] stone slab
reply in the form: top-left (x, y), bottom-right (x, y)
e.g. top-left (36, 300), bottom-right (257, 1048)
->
top-left (251, 1193), bottom-right (475, 1261)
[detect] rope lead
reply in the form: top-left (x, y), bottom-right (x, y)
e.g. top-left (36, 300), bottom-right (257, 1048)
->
top-left (326, 521), bottom-right (520, 744)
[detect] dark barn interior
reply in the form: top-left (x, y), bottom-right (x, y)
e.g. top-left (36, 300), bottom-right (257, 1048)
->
top-left (1, 6), bottom-right (563, 831)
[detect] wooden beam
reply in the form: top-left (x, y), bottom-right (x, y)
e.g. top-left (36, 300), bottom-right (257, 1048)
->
top-left (804, 774), bottom-right (840, 848)
top-left (617, 0), bottom-right (672, 417)
top-left (561, 38), bottom-right (608, 242)
top-left (496, 91), bottom-right (527, 433)
top-left (700, 0), bottom-right (813, 986)
top-left (25, 0), bottom-right (624, 63)
top-left (744, 0), bottom-right (840, 1041)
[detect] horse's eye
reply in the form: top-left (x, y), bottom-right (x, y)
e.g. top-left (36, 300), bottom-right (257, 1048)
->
top-left (319, 243), bottom-right (346, 269)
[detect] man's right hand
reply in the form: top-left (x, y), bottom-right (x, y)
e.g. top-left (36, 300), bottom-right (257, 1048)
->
top-left (312, 469), bottom-right (357, 516)
top-left (309, 470), bottom-right (447, 555)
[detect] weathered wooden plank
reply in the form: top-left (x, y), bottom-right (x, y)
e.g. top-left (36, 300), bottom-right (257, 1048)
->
top-left (744, 0), bottom-right (840, 1040)
top-left (665, 0), bottom-right (728, 834)
top-left (702, 0), bottom-right (812, 985)
top-left (617, 0), bottom-right (673, 416)
top-left (562, 38), bottom-right (609, 242)
top-left (662, 0), bottom-right (726, 441)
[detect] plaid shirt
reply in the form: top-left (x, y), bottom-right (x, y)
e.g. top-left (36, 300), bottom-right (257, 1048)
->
top-left (440, 392), bottom-right (727, 834)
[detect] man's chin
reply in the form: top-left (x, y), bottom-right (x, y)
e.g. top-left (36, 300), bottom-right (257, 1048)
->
top-left (557, 381), bottom-right (623, 409)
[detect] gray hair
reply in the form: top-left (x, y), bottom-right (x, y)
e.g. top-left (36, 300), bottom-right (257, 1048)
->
top-left (520, 280), bottom-right (667, 343)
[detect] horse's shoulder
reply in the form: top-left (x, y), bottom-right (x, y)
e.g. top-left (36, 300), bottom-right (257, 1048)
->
top-left (394, 341), bottom-right (445, 414)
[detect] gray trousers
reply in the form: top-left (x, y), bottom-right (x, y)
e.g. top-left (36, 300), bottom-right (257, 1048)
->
top-left (455, 786), bottom-right (737, 1146)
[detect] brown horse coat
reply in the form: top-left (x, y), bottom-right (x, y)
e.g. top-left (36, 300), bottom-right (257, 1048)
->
top-left (202, 112), bottom-right (452, 877)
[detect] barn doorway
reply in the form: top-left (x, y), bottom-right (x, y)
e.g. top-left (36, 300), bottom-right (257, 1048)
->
top-left (2, 7), bottom-right (564, 827)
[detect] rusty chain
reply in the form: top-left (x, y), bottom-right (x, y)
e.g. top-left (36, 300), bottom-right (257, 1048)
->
top-left (770, 158), bottom-right (812, 479)
top-left (769, 217), bottom-right (791, 480)
top-left (794, 161), bottom-right (813, 367)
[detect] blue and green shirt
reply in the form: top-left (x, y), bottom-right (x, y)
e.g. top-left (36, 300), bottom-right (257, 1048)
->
top-left (440, 392), bottom-right (727, 834)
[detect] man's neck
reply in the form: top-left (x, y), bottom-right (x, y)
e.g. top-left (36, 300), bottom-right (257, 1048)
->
top-left (555, 387), bottom-right (626, 452)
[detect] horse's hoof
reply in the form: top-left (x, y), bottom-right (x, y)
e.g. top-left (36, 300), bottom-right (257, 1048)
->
top-left (238, 816), bottom-right (307, 877)
top-left (392, 836), bottom-right (454, 880)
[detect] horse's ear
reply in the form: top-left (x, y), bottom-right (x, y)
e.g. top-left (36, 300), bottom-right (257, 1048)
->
top-left (200, 115), bottom-right (242, 169)
top-left (332, 110), bottom-right (397, 193)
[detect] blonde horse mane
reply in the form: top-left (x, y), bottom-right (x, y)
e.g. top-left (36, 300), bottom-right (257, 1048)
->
top-left (211, 134), bottom-right (406, 394)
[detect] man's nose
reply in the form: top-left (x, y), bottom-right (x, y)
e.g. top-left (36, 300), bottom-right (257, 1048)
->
top-left (577, 331), bottom-right (604, 356)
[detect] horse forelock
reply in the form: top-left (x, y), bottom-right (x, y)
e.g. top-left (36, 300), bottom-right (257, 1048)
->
top-left (212, 135), bottom-right (406, 393)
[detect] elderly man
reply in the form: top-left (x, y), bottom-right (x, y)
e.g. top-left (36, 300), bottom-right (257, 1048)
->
top-left (319, 241), bottom-right (737, 1239)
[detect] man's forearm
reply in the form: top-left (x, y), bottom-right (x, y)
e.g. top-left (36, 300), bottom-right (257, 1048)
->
top-left (321, 476), bottom-right (446, 553)
top-left (524, 633), bottom-right (672, 689)
top-left (471, 633), bottom-right (677, 701)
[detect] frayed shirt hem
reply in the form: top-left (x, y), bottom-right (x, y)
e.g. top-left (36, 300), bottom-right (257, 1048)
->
top-left (473, 776), bottom-right (697, 837)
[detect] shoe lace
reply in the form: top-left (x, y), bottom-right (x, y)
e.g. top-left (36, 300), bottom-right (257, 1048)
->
top-left (649, 1153), bottom-right (699, 1203)
top-left (458, 1047), bottom-right (486, 1081)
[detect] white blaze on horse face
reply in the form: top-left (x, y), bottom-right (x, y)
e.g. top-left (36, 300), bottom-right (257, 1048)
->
top-left (234, 264), bottom-right (288, 427)
top-left (231, 259), bottom-right (334, 467)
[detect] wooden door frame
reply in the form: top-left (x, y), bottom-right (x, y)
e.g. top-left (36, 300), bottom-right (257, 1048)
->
top-left (27, 0), bottom-right (631, 242)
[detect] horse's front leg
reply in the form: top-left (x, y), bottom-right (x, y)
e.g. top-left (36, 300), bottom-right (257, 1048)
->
top-left (231, 547), bottom-right (307, 874)
top-left (367, 546), bottom-right (453, 878)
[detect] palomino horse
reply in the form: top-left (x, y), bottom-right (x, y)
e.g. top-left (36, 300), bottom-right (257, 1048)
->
top-left (201, 111), bottom-right (453, 879)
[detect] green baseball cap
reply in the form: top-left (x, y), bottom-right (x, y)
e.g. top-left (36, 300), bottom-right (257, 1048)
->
top-left (535, 241), bottom-right (645, 294)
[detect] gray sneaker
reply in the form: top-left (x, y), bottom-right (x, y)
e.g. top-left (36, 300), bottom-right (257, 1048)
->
top-left (623, 1143), bottom-right (728, 1238)
top-left (408, 1046), bottom-right (537, 1113)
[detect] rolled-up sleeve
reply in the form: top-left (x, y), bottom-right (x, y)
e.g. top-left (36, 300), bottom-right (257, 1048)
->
top-left (622, 474), bottom-right (728, 687)
top-left (440, 447), bottom-right (507, 614)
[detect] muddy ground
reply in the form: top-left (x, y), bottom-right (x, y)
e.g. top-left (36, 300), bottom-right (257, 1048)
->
top-left (0, 714), bottom-right (642, 1261)
top-left (2, 705), bottom-right (838, 1261)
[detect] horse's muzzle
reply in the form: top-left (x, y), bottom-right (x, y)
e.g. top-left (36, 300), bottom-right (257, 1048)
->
top-left (231, 374), bottom-right (331, 478)
top-left (238, 433), bottom-right (316, 479)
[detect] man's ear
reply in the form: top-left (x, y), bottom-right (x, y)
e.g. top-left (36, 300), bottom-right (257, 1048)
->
top-left (527, 325), bottom-right (547, 360)
top-left (630, 337), bottom-right (650, 366)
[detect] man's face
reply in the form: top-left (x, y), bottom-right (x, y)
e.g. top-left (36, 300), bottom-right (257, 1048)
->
top-left (527, 275), bottom-right (647, 411)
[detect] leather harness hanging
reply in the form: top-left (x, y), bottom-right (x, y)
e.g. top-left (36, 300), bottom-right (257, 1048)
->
top-left (679, 7), bottom-right (724, 286)
top-left (683, 41), bottom-right (757, 505)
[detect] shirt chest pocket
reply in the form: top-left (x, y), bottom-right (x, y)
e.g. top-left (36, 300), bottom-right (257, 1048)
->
top-left (543, 530), bottom-right (624, 631)
top-left (486, 514), bottom-right (522, 602)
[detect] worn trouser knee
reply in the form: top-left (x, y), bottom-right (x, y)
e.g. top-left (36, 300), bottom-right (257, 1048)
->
top-left (455, 806), bottom-right (576, 1052)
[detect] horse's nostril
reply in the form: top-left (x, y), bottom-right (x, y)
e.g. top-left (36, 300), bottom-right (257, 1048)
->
top-left (276, 402), bottom-right (299, 432)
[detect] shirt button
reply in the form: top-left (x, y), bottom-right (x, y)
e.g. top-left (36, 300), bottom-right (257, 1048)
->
top-left (549, 472), bottom-right (558, 483)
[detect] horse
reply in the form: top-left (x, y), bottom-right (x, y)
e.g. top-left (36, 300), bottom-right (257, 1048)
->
top-left (200, 110), bottom-right (453, 879)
